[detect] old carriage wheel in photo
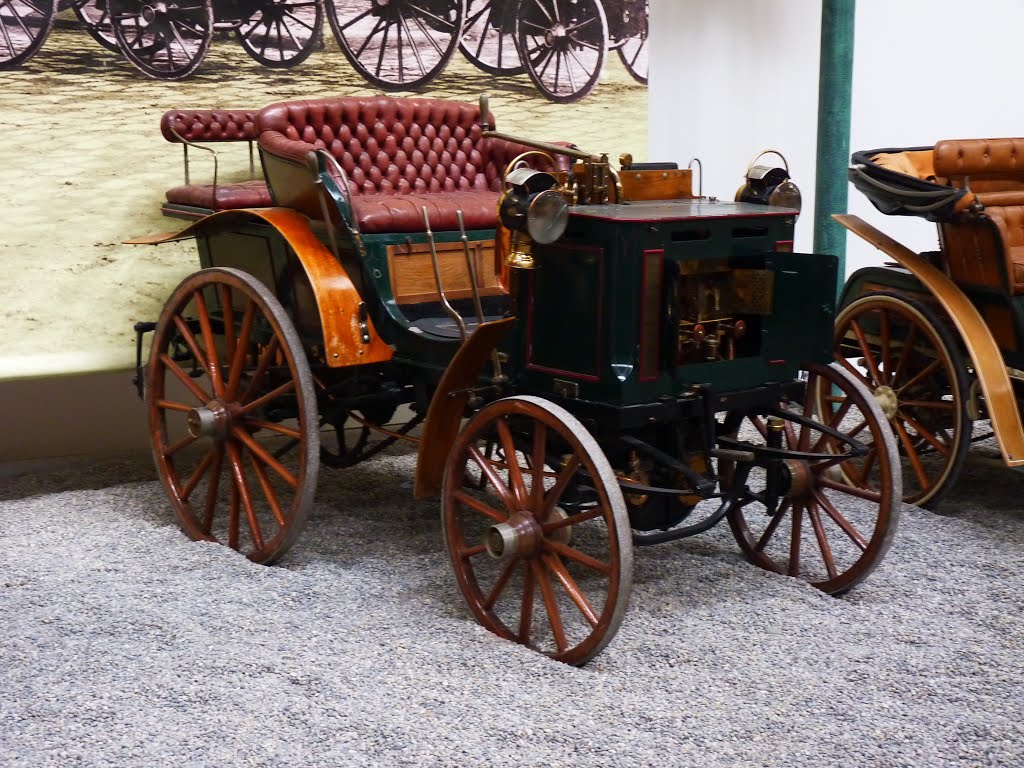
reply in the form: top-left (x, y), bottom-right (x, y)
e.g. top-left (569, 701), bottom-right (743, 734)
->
top-left (833, 291), bottom-right (972, 509)
top-left (73, 0), bottom-right (119, 53)
top-left (326, 0), bottom-right (465, 90)
top-left (147, 267), bottom-right (320, 565)
top-left (237, 0), bottom-right (324, 68)
top-left (724, 362), bottom-right (901, 596)
top-left (0, 0), bottom-right (56, 69)
top-left (111, 0), bottom-right (213, 79)
top-left (442, 396), bottom-right (634, 665)
top-left (460, 0), bottom-right (523, 75)
top-left (515, 0), bottom-right (607, 103)
top-left (609, 0), bottom-right (647, 84)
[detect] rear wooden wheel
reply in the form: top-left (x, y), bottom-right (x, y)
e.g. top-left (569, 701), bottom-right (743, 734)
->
top-left (442, 396), bottom-right (633, 665)
top-left (147, 268), bottom-right (319, 564)
top-left (726, 363), bottom-right (901, 595)
top-left (833, 291), bottom-right (972, 508)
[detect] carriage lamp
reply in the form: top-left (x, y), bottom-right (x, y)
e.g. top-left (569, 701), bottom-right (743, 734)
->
top-left (735, 150), bottom-right (802, 213)
top-left (498, 167), bottom-right (570, 269)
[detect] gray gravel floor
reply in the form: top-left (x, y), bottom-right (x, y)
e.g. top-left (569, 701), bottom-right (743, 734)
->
top-left (3, 441), bottom-right (1024, 767)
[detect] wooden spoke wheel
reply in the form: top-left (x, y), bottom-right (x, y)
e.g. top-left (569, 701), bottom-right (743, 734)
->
top-left (459, 0), bottom-right (523, 75)
top-left (147, 268), bottom-right (319, 564)
top-left (514, 0), bottom-right (607, 103)
top-left (0, 0), bottom-right (56, 69)
top-left (326, 0), bottom-right (464, 90)
top-left (725, 363), bottom-right (901, 596)
top-left (73, 0), bottom-right (119, 53)
top-left (237, 0), bottom-right (323, 67)
top-left (833, 291), bottom-right (972, 509)
top-left (111, 0), bottom-right (213, 79)
top-left (442, 396), bottom-right (633, 665)
top-left (610, 0), bottom-right (647, 84)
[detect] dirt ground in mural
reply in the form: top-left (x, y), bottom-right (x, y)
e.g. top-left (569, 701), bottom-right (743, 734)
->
top-left (0, 20), bottom-right (648, 379)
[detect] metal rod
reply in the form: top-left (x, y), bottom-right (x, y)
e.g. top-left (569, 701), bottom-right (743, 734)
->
top-left (482, 129), bottom-right (597, 162)
top-left (422, 207), bottom-right (467, 343)
top-left (456, 210), bottom-right (504, 380)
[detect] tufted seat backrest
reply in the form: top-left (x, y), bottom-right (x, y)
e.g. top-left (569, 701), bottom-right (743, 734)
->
top-left (257, 96), bottom-right (516, 197)
top-left (161, 109), bottom-right (261, 143)
top-left (934, 138), bottom-right (1024, 204)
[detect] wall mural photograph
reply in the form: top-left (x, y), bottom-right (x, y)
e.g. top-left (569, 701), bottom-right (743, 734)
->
top-left (0, 0), bottom-right (648, 378)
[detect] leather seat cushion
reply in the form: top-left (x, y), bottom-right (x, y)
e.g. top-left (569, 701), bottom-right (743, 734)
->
top-left (352, 191), bottom-right (499, 233)
top-left (165, 179), bottom-right (273, 210)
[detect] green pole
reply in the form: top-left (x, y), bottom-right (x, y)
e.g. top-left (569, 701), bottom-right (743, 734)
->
top-left (813, 0), bottom-right (856, 290)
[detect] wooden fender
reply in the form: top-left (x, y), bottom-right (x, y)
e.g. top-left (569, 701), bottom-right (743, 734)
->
top-left (413, 317), bottom-right (516, 500)
top-left (127, 208), bottom-right (393, 368)
top-left (835, 213), bottom-right (1024, 467)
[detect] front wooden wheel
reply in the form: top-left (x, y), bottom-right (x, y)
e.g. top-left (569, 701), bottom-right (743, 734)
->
top-left (726, 363), bottom-right (901, 595)
top-left (833, 291), bottom-right (972, 508)
top-left (147, 268), bottom-right (319, 564)
top-left (442, 396), bottom-right (633, 665)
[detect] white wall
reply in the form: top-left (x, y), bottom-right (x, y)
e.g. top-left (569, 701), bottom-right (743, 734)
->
top-left (649, 0), bottom-right (1024, 275)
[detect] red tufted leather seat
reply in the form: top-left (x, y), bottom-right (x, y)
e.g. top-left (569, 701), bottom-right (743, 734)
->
top-left (161, 109), bottom-right (273, 210)
top-left (257, 96), bottom-right (553, 233)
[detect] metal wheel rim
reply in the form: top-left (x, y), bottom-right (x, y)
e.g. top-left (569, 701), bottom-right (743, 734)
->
top-left (725, 362), bottom-right (901, 595)
top-left (442, 395), bottom-right (633, 665)
top-left (147, 267), bottom-right (319, 564)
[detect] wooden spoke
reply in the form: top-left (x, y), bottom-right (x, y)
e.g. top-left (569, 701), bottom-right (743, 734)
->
top-left (890, 322), bottom-right (918, 385)
top-left (225, 298), bottom-right (256, 400)
top-left (453, 488), bottom-right (507, 523)
top-left (519, 563), bottom-right (536, 644)
top-left (467, 444), bottom-right (517, 512)
top-left (542, 505), bottom-right (602, 533)
top-left (235, 378), bottom-right (295, 418)
top-left (894, 357), bottom-right (941, 396)
top-left (483, 558), bottom-right (520, 610)
top-left (157, 399), bottom-right (192, 413)
top-left (228, 474), bottom-right (240, 550)
top-left (193, 291), bottom-right (224, 397)
top-left (813, 489), bottom-right (868, 552)
top-left (249, 451), bottom-right (286, 528)
top-left (754, 500), bottom-right (790, 553)
top-left (232, 426), bottom-right (298, 488)
top-left (239, 335), bottom-right (281, 404)
top-left (496, 417), bottom-right (528, 507)
top-left (544, 553), bottom-right (599, 627)
top-left (172, 313), bottom-right (213, 386)
top-left (180, 448), bottom-right (216, 500)
top-left (879, 308), bottom-right (892, 385)
top-left (806, 503), bottom-right (839, 581)
top-left (201, 444), bottom-right (224, 535)
top-left (238, 419), bottom-right (302, 440)
top-left (893, 419), bottom-right (931, 491)
top-left (218, 283), bottom-right (236, 362)
top-left (227, 441), bottom-right (264, 551)
top-left (160, 353), bottom-right (212, 404)
top-left (787, 504), bottom-right (803, 577)
top-left (898, 410), bottom-right (952, 456)
top-left (163, 432), bottom-right (197, 458)
top-left (541, 454), bottom-right (580, 518)
top-left (534, 560), bottom-right (568, 654)
top-left (459, 542), bottom-right (488, 559)
top-left (850, 319), bottom-right (883, 384)
top-left (530, 421), bottom-right (547, 508)
top-left (545, 538), bottom-right (611, 575)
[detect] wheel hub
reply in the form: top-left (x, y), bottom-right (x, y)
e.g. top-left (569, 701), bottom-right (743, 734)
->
top-left (187, 399), bottom-right (231, 440)
top-left (874, 384), bottom-right (899, 420)
top-left (140, 2), bottom-right (166, 22)
top-left (486, 511), bottom-right (543, 560)
top-left (783, 459), bottom-right (810, 499)
top-left (544, 24), bottom-right (567, 47)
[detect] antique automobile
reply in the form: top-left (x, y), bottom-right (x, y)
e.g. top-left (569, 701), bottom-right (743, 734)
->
top-left (132, 95), bottom-right (900, 665)
top-left (835, 139), bottom-right (1024, 508)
